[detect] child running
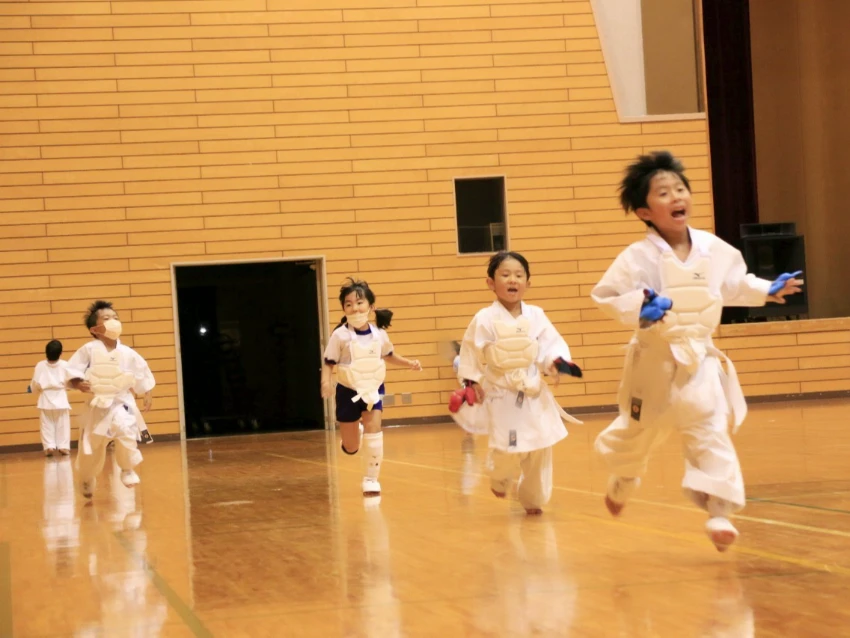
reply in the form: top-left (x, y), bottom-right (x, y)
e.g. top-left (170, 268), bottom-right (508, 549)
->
top-left (321, 278), bottom-right (421, 498)
top-left (591, 151), bottom-right (804, 551)
top-left (67, 300), bottom-right (156, 499)
top-left (456, 251), bottom-right (583, 515)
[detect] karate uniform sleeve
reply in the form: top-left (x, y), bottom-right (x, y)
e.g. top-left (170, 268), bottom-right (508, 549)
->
top-left (535, 310), bottom-right (572, 364)
top-left (66, 344), bottom-right (90, 381)
top-left (379, 329), bottom-right (394, 357)
top-left (30, 362), bottom-right (43, 393)
top-left (457, 312), bottom-right (491, 383)
top-left (323, 329), bottom-right (343, 364)
top-left (129, 350), bottom-right (156, 395)
top-left (720, 250), bottom-right (772, 306)
top-left (590, 252), bottom-right (647, 327)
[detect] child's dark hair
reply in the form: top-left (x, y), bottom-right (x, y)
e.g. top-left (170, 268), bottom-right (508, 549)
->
top-left (335, 278), bottom-right (393, 330)
top-left (487, 251), bottom-right (531, 280)
top-left (45, 340), bottom-right (62, 362)
top-left (619, 151), bottom-right (691, 224)
top-left (85, 300), bottom-right (113, 330)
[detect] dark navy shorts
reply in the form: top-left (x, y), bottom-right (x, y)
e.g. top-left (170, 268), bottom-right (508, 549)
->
top-left (335, 383), bottom-right (384, 423)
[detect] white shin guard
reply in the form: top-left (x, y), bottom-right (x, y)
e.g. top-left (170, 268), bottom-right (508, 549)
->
top-left (363, 431), bottom-right (383, 481)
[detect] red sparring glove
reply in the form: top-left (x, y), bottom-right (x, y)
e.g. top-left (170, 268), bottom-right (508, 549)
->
top-left (553, 357), bottom-right (583, 378)
top-left (448, 383), bottom-right (478, 413)
top-left (448, 388), bottom-right (465, 413)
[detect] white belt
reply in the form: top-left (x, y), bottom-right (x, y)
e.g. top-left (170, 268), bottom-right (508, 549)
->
top-left (706, 345), bottom-right (747, 432)
top-left (338, 379), bottom-right (382, 411)
top-left (490, 372), bottom-right (584, 426)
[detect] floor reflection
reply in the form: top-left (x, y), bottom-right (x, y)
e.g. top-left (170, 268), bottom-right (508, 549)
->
top-left (73, 456), bottom-right (168, 637)
top-left (701, 568), bottom-right (755, 638)
top-left (344, 502), bottom-right (402, 637)
top-left (41, 455), bottom-right (78, 579)
top-left (10, 403), bottom-right (850, 637)
top-left (473, 518), bottom-right (578, 635)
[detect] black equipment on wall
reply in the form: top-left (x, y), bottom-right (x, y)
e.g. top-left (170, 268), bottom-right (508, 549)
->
top-left (722, 222), bottom-right (808, 323)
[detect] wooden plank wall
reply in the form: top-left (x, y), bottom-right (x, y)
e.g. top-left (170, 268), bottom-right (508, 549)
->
top-left (1, 0), bottom-right (838, 448)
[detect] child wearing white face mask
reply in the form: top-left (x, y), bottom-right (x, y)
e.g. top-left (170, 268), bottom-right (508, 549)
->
top-left (321, 278), bottom-right (422, 498)
top-left (67, 300), bottom-right (156, 499)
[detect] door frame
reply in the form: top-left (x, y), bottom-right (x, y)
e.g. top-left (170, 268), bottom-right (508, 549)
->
top-left (169, 255), bottom-right (331, 441)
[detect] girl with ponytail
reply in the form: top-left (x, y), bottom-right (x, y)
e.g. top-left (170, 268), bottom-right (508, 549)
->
top-left (321, 278), bottom-right (421, 498)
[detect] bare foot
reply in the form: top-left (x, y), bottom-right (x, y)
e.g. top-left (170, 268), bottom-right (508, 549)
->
top-left (605, 495), bottom-right (624, 517)
top-left (710, 529), bottom-right (737, 553)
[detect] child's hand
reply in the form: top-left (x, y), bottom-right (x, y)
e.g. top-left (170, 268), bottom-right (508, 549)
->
top-left (321, 380), bottom-right (333, 399)
top-left (553, 357), bottom-right (583, 378)
top-left (449, 386), bottom-right (477, 412)
top-left (544, 361), bottom-right (561, 387)
top-left (767, 271), bottom-right (804, 304)
top-left (470, 381), bottom-right (485, 403)
top-left (143, 391), bottom-right (153, 413)
top-left (71, 379), bottom-right (91, 393)
top-left (640, 289), bottom-right (673, 324)
top-left (409, 359), bottom-right (422, 371)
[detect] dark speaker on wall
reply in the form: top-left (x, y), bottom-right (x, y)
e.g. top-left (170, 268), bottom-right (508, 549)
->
top-left (721, 222), bottom-right (808, 323)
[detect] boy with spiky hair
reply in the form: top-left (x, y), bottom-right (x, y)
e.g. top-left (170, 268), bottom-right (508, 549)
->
top-left (591, 151), bottom-right (803, 551)
top-left (67, 300), bottom-right (155, 499)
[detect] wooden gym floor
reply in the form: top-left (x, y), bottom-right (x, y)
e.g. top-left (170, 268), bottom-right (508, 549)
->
top-left (1, 399), bottom-right (849, 637)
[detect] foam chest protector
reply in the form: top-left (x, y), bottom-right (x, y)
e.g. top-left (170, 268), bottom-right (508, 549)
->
top-left (337, 331), bottom-right (386, 411)
top-left (85, 348), bottom-right (135, 409)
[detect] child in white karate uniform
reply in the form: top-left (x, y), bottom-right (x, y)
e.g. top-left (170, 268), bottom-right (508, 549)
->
top-left (592, 151), bottom-right (804, 550)
top-left (321, 278), bottom-right (421, 498)
top-left (67, 300), bottom-right (155, 499)
top-left (30, 339), bottom-right (71, 456)
top-left (457, 252), bottom-right (583, 515)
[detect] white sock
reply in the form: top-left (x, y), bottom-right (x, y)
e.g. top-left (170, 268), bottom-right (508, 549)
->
top-left (363, 432), bottom-right (383, 481)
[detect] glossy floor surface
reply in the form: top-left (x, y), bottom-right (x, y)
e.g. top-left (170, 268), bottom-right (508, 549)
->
top-left (2, 399), bottom-right (850, 637)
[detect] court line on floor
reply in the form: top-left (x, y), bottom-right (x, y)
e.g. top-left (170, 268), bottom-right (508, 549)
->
top-left (113, 532), bottom-right (214, 638)
top-left (746, 497), bottom-right (850, 516)
top-left (384, 458), bottom-right (850, 576)
top-left (268, 452), bottom-right (850, 578)
top-left (383, 456), bottom-right (850, 540)
top-left (749, 489), bottom-right (850, 501)
top-left (0, 542), bottom-right (12, 638)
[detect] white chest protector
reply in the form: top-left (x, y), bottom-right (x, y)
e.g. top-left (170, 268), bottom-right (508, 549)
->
top-left (85, 348), bottom-right (135, 409)
top-left (337, 329), bottom-right (386, 411)
top-left (483, 317), bottom-right (541, 395)
top-left (655, 252), bottom-right (722, 372)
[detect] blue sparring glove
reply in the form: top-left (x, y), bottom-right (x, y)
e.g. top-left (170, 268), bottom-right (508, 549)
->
top-left (639, 289), bottom-right (673, 323)
top-left (768, 271), bottom-right (803, 296)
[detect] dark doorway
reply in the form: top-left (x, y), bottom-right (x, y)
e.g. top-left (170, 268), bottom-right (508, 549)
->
top-left (174, 260), bottom-right (324, 438)
top-left (701, 0), bottom-right (760, 247)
